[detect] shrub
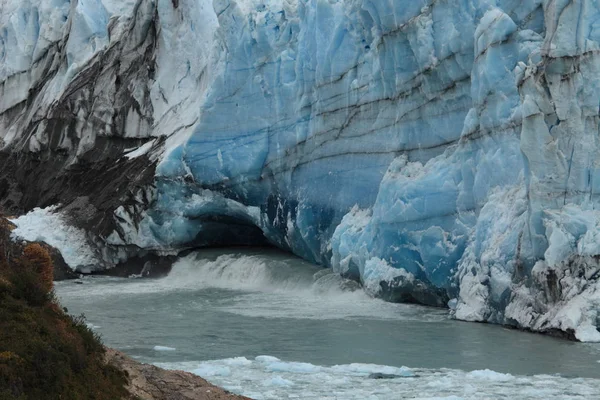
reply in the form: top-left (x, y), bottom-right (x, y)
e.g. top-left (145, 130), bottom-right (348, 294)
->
top-left (0, 219), bottom-right (131, 399)
top-left (22, 244), bottom-right (53, 292)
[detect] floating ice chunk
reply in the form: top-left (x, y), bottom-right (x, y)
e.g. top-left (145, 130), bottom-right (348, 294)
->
top-left (331, 363), bottom-right (414, 377)
top-left (575, 324), bottom-right (600, 343)
top-left (158, 356), bottom-right (600, 399)
top-left (265, 361), bottom-right (322, 374)
top-left (255, 355), bottom-right (281, 363)
top-left (447, 299), bottom-right (458, 310)
top-left (153, 346), bottom-right (176, 352)
top-left (221, 357), bottom-right (253, 366)
top-left (467, 369), bottom-right (514, 382)
top-left (265, 376), bottom-right (294, 387)
top-left (192, 365), bottom-right (231, 377)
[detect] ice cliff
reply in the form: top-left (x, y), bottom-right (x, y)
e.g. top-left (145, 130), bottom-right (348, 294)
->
top-left (2, 0), bottom-right (600, 341)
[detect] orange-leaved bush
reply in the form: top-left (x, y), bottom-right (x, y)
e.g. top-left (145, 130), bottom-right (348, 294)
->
top-left (21, 243), bottom-right (54, 293)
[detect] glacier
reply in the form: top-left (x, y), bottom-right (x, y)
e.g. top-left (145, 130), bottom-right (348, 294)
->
top-left (1, 0), bottom-right (600, 340)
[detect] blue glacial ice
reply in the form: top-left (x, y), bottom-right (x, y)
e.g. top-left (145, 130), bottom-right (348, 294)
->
top-left (2, 0), bottom-right (600, 340)
top-left (145, 0), bottom-right (600, 340)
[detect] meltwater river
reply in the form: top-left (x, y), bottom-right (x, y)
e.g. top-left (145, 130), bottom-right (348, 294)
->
top-left (56, 248), bottom-right (600, 399)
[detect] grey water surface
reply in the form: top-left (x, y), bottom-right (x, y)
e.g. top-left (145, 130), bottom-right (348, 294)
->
top-left (55, 248), bottom-right (600, 379)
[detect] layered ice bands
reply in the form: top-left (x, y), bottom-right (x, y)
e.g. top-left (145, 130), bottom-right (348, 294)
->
top-left (1, 0), bottom-right (600, 340)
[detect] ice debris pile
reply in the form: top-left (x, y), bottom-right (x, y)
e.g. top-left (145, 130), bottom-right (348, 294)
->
top-left (155, 356), bottom-right (600, 400)
top-left (1, 0), bottom-right (600, 340)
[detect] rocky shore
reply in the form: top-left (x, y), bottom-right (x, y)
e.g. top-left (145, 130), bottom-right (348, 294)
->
top-left (105, 349), bottom-right (250, 400)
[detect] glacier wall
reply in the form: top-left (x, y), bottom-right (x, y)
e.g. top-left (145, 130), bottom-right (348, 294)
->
top-left (1, 0), bottom-right (600, 340)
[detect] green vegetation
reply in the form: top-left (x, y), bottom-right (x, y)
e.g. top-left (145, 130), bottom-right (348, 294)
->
top-left (0, 218), bottom-right (131, 400)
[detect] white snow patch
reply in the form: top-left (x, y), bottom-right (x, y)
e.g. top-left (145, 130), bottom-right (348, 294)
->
top-left (124, 139), bottom-right (156, 159)
top-left (9, 206), bottom-right (99, 270)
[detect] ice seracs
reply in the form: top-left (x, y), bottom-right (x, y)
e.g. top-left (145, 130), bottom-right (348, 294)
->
top-left (1, 0), bottom-right (600, 340)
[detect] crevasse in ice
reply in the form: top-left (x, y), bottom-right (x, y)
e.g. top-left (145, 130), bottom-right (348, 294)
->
top-left (2, 0), bottom-right (600, 340)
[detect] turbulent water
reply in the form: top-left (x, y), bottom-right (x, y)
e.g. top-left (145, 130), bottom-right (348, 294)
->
top-left (56, 249), bottom-right (600, 399)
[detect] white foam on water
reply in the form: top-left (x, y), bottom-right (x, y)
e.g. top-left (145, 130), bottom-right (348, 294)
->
top-left (56, 250), bottom-right (448, 322)
top-left (57, 251), bottom-right (316, 296)
top-left (155, 356), bottom-right (600, 400)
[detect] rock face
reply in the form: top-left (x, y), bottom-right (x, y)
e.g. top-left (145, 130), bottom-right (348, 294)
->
top-left (1, 0), bottom-right (600, 340)
top-left (105, 349), bottom-right (250, 400)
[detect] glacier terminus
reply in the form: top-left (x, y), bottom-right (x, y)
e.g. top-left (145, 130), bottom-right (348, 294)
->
top-left (2, 0), bottom-right (600, 341)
